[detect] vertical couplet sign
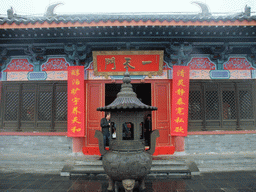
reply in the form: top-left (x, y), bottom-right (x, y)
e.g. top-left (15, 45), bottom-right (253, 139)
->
top-left (67, 66), bottom-right (85, 137)
top-left (171, 66), bottom-right (190, 136)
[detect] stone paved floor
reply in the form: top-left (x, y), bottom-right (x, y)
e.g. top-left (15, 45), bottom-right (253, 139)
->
top-left (1, 152), bottom-right (256, 174)
top-left (0, 171), bottom-right (256, 192)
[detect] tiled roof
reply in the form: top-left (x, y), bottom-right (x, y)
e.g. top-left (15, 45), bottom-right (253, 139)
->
top-left (1, 13), bottom-right (256, 26)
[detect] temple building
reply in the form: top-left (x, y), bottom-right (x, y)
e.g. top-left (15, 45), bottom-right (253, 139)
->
top-left (0, 3), bottom-right (256, 156)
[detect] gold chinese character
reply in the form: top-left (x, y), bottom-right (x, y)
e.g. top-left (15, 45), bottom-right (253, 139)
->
top-left (72, 117), bottom-right (81, 124)
top-left (176, 88), bottom-right (185, 96)
top-left (71, 69), bottom-right (80, 76)
top-left (142, 61), bottom-right (152, 65)
top-left (72, 79), bottom-right (80, 85)
top-left (176, 98), bottom-right (185, 105)
top-left (105, 57), bottom-right (116, 70)
top-left (174, 126), bottom-right (184, 133)
top-left (71, 126), bottom-right (81, 133)
top-left (72, 107), bottom-right (81, 115)
top-left (71, 88), bottom-right (80, 95)
top-left (177, 69), bottom-right (185, 77)
top-left (176, 107), bottom-right (184, 115)
top-left (72, 97), bottom-right (80, 105)
top-left (123, 57), bottom-right (135, 69)
top-left (177, 79), bottom-right (185, 87)
top-left (174, 117), bottom-right (185, 123)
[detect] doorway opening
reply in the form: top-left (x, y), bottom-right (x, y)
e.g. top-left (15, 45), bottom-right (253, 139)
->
top-left (105, 83), bottom-right (152, 146)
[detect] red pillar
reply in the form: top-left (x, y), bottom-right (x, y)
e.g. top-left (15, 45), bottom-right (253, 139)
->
top-left (174, 136), bottom-right (185, 152)
top-left (72, 137), bottom-right (85, 153)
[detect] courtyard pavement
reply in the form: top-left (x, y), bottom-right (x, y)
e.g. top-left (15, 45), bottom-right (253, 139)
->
top-left (0, 171), bottom-right (256, 192)
top-left (1, 152), bottom-right (256, 191)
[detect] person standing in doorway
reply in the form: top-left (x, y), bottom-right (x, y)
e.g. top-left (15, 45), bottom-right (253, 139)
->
top-left (144, 114), bottom-right (152, 146)
top-left (100, 112), bottom-right (111, 160)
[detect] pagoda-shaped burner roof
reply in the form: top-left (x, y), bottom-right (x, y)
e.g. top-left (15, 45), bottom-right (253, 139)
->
top-left (97, 70), bottom-right (157, 111)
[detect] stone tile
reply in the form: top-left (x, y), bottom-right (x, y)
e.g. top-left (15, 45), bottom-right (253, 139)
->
top-left (235, 189), bottom-right (254, 192)
top-left (220, 188), bottom-right (237, 192)
top-left (39, 181), bottom-right (63, 190)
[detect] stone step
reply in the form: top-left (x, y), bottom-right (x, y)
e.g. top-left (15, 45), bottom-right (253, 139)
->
top-left (74, 159), bottom-right (187, 166)
top-left (61, 160), bottom-right (199, 178)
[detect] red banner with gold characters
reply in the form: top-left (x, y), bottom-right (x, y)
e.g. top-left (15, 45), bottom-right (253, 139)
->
top-left (67, 66), bottom-right (84, 137)
top-left (171, 66), bottom-right (190, 136)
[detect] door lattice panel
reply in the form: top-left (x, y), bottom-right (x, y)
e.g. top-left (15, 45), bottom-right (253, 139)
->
top-left (188, 90), bottom-right (202, 120)
top-left (5, 92), bottom-right (19, 121)
top-left (21, 92), bottom-right (35, 121)
top-left (188, 81), bottom-right (255, 131)
top-left (2, 82), bottom-right (68, 131)
top-left (205, 91), bottom-right (219, 120)
top-left (38, 92), bottom-right (52, 121)
top-left (222, 91), bottom-right (236, 120)
top-left (56, 92), bottom-right (67, 121)
top-left (239, 90), bottom-right (253, 119)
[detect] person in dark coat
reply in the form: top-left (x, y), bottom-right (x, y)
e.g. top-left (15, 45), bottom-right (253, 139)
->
top-left (101, 112), bottom-right (111, 149)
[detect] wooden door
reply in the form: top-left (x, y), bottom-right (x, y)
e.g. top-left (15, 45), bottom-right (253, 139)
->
top-left (152, 80), bottom-right (175, 155)
top-left (83, 81), bottom-right (105, 155)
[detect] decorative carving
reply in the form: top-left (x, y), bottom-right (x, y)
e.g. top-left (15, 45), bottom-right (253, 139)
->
top-left (147, 130), bottom-right (160, 155)
top-left (64, 43), bottom-right (91, 66)
top-left (44, 3), bottom-right (63, 17)
top-left (24, 46), bottom-right (46, 63)
top-left (122, 179), bottom-right (136, 192)
top-left (210, 44), bottom-right (233, 70)
top-left (0, 49), bottom-right (9, 71)
top-left (224, 58), bottom-right (254, 70)
top-left (41, 58), bottom-right (70, 71)
top-left (188, 58), bottom-right (216, 70)
top-left (94, 130), bottom-right (107, 156)
top-left (4, 59), bottom-right (33, 72)
top-left (102, 151), bottom-right (152, 181)
top-left (191, 2), bottom-right (211, 16)
top-left (166, 43), bottom-right (192, 66)
top-left (7, 7), bottom-right (14, 19)
top-left (7, 7), bottom-right (24, 19)
top-left (247, 47), bottom-right (256, 68)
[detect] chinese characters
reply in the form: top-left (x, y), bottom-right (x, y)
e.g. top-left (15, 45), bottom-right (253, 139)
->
top-left (105, 57), bottom-right (116, 70)
top-left (68, 66), bottom-right (84, 137)
top-left (104, 56), bottom-right (155, 71)
top-left (171, 66), bottom-right (190, 136)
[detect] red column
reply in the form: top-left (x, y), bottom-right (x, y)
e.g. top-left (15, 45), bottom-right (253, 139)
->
top-left (174, 136), bottom-right (185, 152)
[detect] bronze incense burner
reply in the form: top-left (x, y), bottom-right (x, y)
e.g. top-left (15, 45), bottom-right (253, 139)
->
top-left (95, 70), bottom-right (159, 192)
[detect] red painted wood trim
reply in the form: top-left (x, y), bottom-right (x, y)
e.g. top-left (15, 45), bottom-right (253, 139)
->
top-left (0, 132), bottom-right (67, 136)
top-left (188, 130), bottom-right (256, 135)
top-left (2, 20), bottom-right (256, 29)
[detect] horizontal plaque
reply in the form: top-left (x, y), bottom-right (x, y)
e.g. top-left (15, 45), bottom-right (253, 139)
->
top-left (93, 50), bottom-right (164, 77)
top-left (210, 70), bottom-right (230, 79)
top-left (27, 72), bottom-right (47, 80)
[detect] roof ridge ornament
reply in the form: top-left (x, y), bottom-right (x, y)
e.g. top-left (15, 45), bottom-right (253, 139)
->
top-left (44, 3), bottom-right (63, 17)
top-left (191, 2), bottom-right (211, 16)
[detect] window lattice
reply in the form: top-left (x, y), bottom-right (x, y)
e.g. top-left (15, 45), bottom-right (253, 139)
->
top-left (205, 91), bottom-right (219, 120)
top-left (5, 92), bottom-right (19, 121)
top-left (21, 92), bottom-right (35, 121)
top-left (38, 92), bottom-right (52, 121)
top-left (56, 92), bottom-right (67, 121)
top-left (239, 90), bottom-right (253, 119)
top-left (222, 91), bottom-right (236, 120)
top-left (188, 90), bottom-right (202, 120)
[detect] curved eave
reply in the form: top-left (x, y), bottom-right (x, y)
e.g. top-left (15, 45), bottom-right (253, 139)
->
top-left (97, 106), bottom-right (157, 111)
top-left (1, 19), bottom-right (256, 29)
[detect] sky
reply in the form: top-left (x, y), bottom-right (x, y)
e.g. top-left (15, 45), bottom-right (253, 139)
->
top-left (0, 0), bottom-right (255, 16)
